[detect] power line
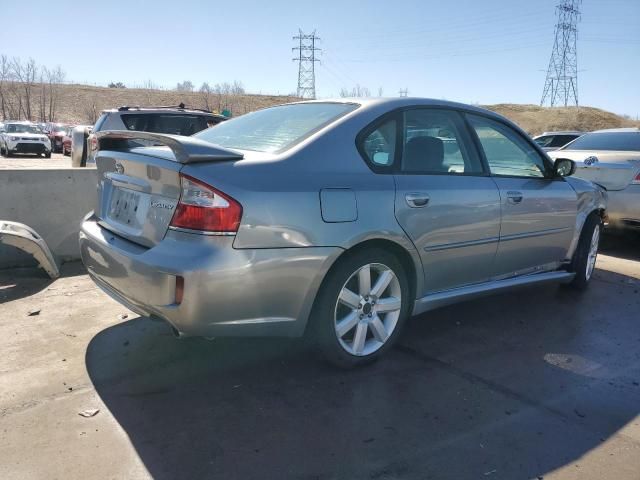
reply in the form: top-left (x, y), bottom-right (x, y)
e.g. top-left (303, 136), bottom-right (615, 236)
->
top-left (292, 29), bottom-right (320, 99)
top-left (541, 0), bottom-right (582, 107)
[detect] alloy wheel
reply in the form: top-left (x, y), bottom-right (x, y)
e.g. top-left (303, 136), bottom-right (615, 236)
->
top-left (585, 225), bottom-right (600, 280)
top-left (334, 263), bottom-right (402, 356)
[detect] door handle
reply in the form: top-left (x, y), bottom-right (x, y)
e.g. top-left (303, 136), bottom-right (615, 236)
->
top-left (405, 193), bottom-right (430, 208)
top-left (506, 191), bottom-right (523, 204)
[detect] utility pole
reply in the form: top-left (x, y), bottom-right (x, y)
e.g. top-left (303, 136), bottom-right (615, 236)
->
top-left (293, 30), bottom-right (321, 99)
top-left (540, 0), bottom-right (582, 107)
top-left (399, 88), bottom-right (408, 97)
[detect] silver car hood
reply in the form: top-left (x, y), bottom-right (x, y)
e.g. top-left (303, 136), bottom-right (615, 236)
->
top-left (549, 149), bottom-right (640, 191)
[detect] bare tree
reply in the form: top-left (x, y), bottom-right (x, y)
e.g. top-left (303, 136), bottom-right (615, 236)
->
top-left (176, 80), bottom-right (194, 92)
top-left (45, 65), bottom-right (65, 121)
top-left (0, 55), bottom-right (11, 119)
top-left (11, 57), bottom-right (38, 120)
top-left (231, 80), bottom-right (245, 95)
top-left (339, 84), bottom-right (371, 98)
top-left (199, 82), bottom-right (213, 110)
top-left (83, 97), bottom-right (99, 124)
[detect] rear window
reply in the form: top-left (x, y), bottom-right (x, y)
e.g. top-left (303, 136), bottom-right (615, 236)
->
top-left (194, 103), bottom-right (358, 153)
top-left (93, 114), bottom-right (107, 132)
top-left (120, 114), bottom-right (209, 136)
top-left (565, 132), bottom-right (640, 151)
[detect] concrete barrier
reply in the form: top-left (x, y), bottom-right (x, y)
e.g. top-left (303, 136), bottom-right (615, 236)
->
top-left (0, 168), bottom-right (97, 269)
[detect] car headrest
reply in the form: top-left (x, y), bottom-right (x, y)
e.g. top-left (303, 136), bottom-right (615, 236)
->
top-left (404, 136), bottom-right (445, 172)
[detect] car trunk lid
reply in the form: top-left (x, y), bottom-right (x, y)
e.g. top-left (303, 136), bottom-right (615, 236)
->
top-left (549, 150), bottom-right (640, 190)
top-left (94, 131), bottom-right (243, 247)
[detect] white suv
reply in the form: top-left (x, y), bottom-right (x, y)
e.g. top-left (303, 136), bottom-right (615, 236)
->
top-left (86, 105), bottom-right (226, 163)
top-left (1, 122), bottom-right (52, 158)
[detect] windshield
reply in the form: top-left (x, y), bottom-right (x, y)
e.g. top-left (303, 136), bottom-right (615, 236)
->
top-left (194, 103), bottom-right (358, 153)
top-left (6, 124), bottom-right (41, 134)
top-left (565, 131), bottom-right (640, 151)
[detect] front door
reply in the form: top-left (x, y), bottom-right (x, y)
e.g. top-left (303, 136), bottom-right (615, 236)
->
top-left (391, 108), bottom-right (502, 294)
top-left (466, 114), bottom-right (577, 277)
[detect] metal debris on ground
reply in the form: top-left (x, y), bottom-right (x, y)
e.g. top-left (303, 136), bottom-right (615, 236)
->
top-left (117, 313), bottom-right (129, 320)
top-left (78, 409), bottom-right (100, 418)
top-left (27, 308), bottom-right (41, 316)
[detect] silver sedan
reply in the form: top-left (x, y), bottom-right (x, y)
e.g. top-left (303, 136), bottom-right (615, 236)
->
top-left (549, 128), bottom-right (640, 232)
top-left (80, 98), bottom-right (606, 367)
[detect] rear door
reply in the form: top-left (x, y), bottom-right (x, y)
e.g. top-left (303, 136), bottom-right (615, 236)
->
top-left (466, 114), bottom-right (577, 277)
top-left (383, 108), bottom-right (501, 294)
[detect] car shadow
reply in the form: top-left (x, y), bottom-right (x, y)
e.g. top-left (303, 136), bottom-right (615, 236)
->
top-left (86, 267), bottom-right (640, 480)
top-left (0, 262), bottom-right (86, 303)
top-left (600, 231), bottom-right (640, 262)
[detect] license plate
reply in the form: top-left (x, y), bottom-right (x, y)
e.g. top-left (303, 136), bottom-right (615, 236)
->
top-left (109, 189), bottom-right (141, 226)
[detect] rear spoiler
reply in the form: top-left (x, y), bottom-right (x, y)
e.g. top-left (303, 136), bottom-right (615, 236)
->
top-left (95, 130), bottom-right (244, 164)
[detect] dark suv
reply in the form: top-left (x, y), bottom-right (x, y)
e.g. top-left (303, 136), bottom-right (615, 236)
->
top-left (86, 105), bottom-right (227, 163)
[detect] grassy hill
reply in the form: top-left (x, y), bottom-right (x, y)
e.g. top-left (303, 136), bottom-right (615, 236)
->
top-left (483, 103), bottom-right (639, 135)
top-left (52, 83), bottom-right (298, 124)
top-left (21, 83), bottom-right (640, 135)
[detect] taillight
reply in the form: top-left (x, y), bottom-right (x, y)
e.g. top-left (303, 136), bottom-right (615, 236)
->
top-left (169, 174), bottom-right (242, 233)
top-left (632, 171), bottom-right (640, 185)
top-left (90, 136), bottom-right (98, 151)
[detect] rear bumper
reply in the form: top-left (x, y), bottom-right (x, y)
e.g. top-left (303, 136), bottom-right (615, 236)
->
top-left (606, 185), bottom-right (640, 231)
top-left (79, 216), bottom-right (341, 337)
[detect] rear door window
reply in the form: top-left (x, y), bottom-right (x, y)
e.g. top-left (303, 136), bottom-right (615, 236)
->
top-left (93, 114), bottom-right (108, 132)
top-left (549, 135), bottom-right (579, 148)
top-left (402, 109), bottom-right (483, 174)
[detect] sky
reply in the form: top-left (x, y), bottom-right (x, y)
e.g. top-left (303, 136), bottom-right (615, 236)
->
top-left (1, 0), bottom-right (638, 116)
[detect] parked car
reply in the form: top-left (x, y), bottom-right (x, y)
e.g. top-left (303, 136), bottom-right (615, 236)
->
top-left (85, 104), bottom-right (227, 163)
top-left (80, 98), bottom-right (606, 367)
top-left (548, 128), bottom-right (640, 232)
top-left (1, 121), bottom-right (52, 158)
top-left (44, 122), bottom-right (70, 153)
top-left (61, 125), bottom-right (78, 156)
top-left (533, 131), bottom-right (584, 151)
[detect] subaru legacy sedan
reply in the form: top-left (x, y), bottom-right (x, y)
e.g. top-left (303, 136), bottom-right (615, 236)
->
top-left (80, 98), bottom-right (606, 367)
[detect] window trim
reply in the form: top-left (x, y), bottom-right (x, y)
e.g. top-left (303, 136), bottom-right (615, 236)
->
top-left (463, 112), bottom-right (560, 181)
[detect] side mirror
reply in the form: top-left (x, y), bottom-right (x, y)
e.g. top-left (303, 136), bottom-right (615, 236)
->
top-left (553, 158), bottom-right (576, 177)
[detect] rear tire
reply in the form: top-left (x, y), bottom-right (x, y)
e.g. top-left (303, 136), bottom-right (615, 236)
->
top-left (568, 213), bottom-right (602, 290)
top-left (312, 248), bottom-right (411, 368)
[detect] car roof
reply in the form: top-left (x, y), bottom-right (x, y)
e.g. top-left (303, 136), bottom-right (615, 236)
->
top-left (537, 131), bottom-right (584, 136)
top-left (289, 97), bottom-right (514, 122)
top-left (590, 127), bottom-right (640, 134)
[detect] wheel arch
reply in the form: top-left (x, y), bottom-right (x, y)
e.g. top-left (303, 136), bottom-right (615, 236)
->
top-left (302, 236), bottom-right (422, 336)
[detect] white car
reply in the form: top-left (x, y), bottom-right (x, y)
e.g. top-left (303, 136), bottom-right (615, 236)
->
top-left (533, 131), bottom-right (584, 152)
top-left (1, 122), bottom-right (52, 158)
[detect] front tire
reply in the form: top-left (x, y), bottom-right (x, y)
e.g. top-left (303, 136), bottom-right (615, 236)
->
top-left (312, 248), bottom-right (411, 368)
top-left (568, 213), bottom-right (602, 290)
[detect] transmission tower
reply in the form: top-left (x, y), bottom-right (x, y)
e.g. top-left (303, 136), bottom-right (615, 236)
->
top-left (540, 0), bottom-right (582, 107)
top-left (293, 30), bottom-right (321, 99)
top-left (399, 88), bottom-right (409, 97)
